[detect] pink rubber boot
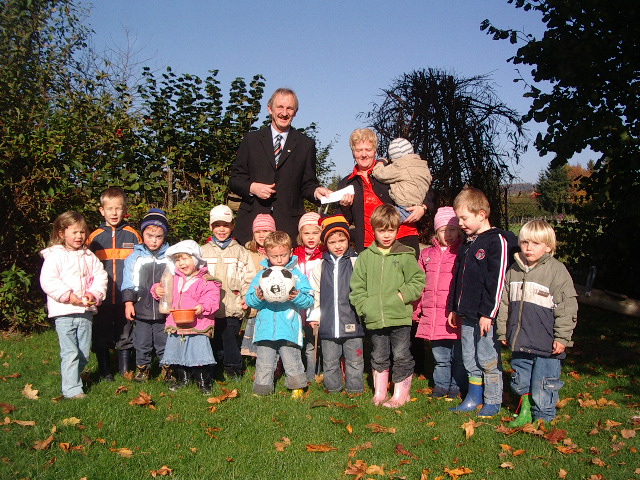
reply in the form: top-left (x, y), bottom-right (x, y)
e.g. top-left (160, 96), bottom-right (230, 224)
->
top-left (383, 375), bottom-right (413, 408)
top-left (372, 369), bottom-right (390, 406)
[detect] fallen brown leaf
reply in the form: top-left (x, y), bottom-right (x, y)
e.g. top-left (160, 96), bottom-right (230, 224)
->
top-left (605, 419), bottom-right (622, 429)
top-left (0, 403), bottom-right (16, 414)
top-left (61, 417), bottom-right (82, 426)
top-left (591, 457), bottom-right (606, 466)
top-left (305, 442), bottom-right (337, 452)
top-left (621, 429), bottom-right (636, 439)
top-left (346, 424), bottom-right (353, 435)
top-left (366, 464), bottom-right (385, 475)
top-left (444, 466), bottom-right (473, 479)
top-left (365, 423), bottom-right (396, 434)
top-left (22, 384), bottom-right (39, 400)
top-left (420, 468), bottom-right (430, 480)
top-left (348, 441), bottom-right (372, 458)
top-left (274, 437), bottom-right (291, 452)
top-left (115, 385), bottom-right (128, 394)
top-left (344, 459), bottom-right (367, 478)
top-left (110, 447), bottom-right (134, 458)
top-left (512, 449), bottom-right (526, 456)
top-left (207, 388), bottom-right (238, 404)
top-left (123, 371), bottom-right (135, 381)
top-left (395, 443), bottom-right (418, 459)
top-left (461, 419), bottom-right (482, 439)
top-left (545, 428), bottom-right (567, 444)
top-left (556, 397), bottom-right (573, 408)
top-left (33, 435), bottom-right (54, 450)
top-left (568, 371), bottom-right (581, 380)
top-left (558, 468), bottom-right (568, 478)
top-left (150, 465), bottom-right (173, 477)
top-left (12, 419), bottom-right (36, 427)
top-left (500, 462), bottom-right (514, 469)
top-left (129, 391), bottom-right (153, 407)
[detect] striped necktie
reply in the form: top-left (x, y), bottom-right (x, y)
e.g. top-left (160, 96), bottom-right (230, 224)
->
top-left (274, 134), bottom-right (282, 167)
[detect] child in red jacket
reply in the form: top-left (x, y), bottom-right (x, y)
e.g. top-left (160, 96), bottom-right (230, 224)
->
top-left (414, 207), bottom-right (467, 399)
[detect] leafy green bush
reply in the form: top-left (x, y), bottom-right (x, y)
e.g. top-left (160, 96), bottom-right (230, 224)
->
top-left (0, 264), bottom-right (48, 332)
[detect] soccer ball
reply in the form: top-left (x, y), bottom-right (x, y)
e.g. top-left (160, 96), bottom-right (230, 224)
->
top-left (259, 266), bottom-right (296, 303)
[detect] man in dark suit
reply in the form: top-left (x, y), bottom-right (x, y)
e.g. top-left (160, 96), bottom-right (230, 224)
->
top-left (229, 88), bottom-right (331, 245)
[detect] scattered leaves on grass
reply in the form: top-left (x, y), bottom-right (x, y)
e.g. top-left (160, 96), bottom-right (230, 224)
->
top-left (621, 429), bottom-right (636, 439)
top-left (309, 399), bottom-right (357, 409)
top-left (346, 424), bottom-right (353, 434)
top-left (22, 384), bottom-right (39, 400)
top-left (0, 372), bottom-right (21, 381)
top-left (33, 435), bottom-right (55, 450)
top-left (129, 391), bottom-right (155, 409)
top-left (568, 371), bottom-right (581, 380)
top-left (344, 459), bottom-right (367, 478)
top-left (8, 419), bottom-right (36, 427)
top-left (500, 462), bottom-right (514, 469)
top-left (207, 388), bottom-right (238, 404)
top-left (274, 437), bottom-right (291, 452)
top-left (591, 457), bottom-right (606, 466)
top-left (604, 419), bottom-right (622, 429)
top-left (123, 371), bottom-right (135, 381)
top-left (110, 447), bottom-right (134, 458)
top-left (150, 465), bottom-right (172, 477)
top-left (348, 441), bottom-right (372, 458)
top-left (305, 442), bottom-right (337, 452)
top-left (365, 423), bottom-right (396, 434)
top-left (558, 468), bottom-right (568, 478)
top-left (115, 385), bottom-right (128, 395)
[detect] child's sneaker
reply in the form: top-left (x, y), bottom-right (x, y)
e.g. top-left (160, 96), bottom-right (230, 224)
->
top-left (133, 364), bottom-right (150, 383)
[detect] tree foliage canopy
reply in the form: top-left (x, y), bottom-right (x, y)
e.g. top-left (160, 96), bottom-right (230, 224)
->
top-left (483, 0), bottom-right (640, 294)
top-left (364, 68), bottom-right (526, 227)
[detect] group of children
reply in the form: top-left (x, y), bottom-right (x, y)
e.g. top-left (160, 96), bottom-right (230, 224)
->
top-left (40, 141), bottom-right (578, 425)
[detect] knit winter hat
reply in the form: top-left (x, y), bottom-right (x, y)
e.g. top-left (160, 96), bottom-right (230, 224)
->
top-left (252, 214), bottom-right (276, 233)
top-left (140, 208), bottom-right (169, 235)
top-left (434, 206), bottom-right (459, 231)
top-left (388, 138), bottom-right (414, 161)
top-left (165, 240), bottom-right (206, 269)
top-left (209, 205), bottom-right (234, 225)
top-left (298, 212), bottom-right (321, 231)
top-left (320, 215), bottom-right (350, 244)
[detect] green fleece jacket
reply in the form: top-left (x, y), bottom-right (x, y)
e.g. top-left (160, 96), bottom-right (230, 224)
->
top-left (349, 241), bottom-right (425, 330)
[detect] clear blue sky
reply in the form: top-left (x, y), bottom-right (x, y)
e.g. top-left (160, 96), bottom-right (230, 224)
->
top-left (85, 0), bottom-right (573, 184)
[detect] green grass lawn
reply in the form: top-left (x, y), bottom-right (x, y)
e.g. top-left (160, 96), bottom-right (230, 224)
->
top-left (1, 304), bottom-right (638, 480)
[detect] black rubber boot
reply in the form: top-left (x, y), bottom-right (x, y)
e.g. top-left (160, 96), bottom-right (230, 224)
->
top-left (96, 349), bottom-right (114, 381)
top-left (193, 367), bottom-right (212, 395)
top-left (118, 348), bottom-right (133, 376)
top-left (167, 366), bottom-right (190, 391)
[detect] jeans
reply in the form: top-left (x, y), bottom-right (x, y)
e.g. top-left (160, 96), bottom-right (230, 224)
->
top-left (254, 341), bottom-right (307, 395)
top-left (133, 319), bottom-right (166, 366)
top-left (55, 314), bottom-right (93, 398)
top-left (321, 337), bottom-right (364, 393)
top-left (369, 326), bottom-right (414, 384)
top-left (511, 353), bottom-right (564, 421)
top-left (461, 317), bottom-right (503, 405)
top-left (430, 339), bottom-right (466, 394)
top-left (212, 316), bottom-right (243, 374)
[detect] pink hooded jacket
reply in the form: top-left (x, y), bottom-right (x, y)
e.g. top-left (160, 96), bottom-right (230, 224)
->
top-left (414, 238), bottom-right (461, 340)
top-left (153, 266), bottom-right (221, 337)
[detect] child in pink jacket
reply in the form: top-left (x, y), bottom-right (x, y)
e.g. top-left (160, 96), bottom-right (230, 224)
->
top-left (414, 207), bottom-right (467, 398)
top-left (153, 240), bottom-right (221, 394)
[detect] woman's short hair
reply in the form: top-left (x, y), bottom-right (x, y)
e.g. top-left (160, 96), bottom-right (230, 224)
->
top-left (349, 128), bottom-right (378, 152)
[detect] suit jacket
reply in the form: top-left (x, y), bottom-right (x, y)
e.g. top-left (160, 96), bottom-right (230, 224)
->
top-left (229, 126), bottom-right (320, 244)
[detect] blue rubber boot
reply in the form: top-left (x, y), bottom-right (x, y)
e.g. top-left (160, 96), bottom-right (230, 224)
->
top-left (449, 380), bottom-right (483, 412)
top-left (477, 402), bottom-right (501, 418)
